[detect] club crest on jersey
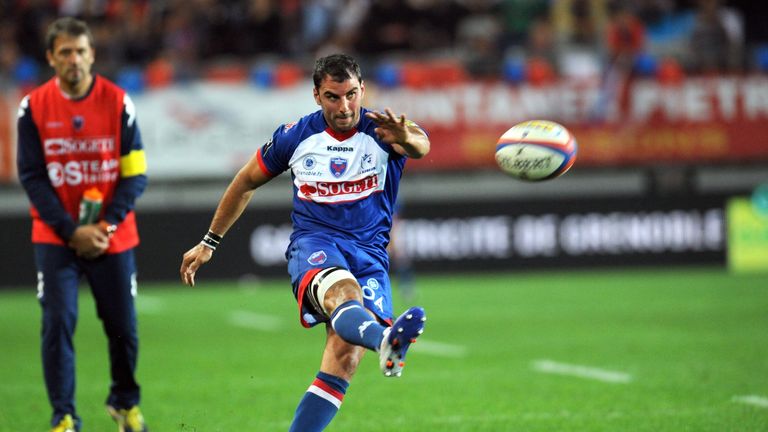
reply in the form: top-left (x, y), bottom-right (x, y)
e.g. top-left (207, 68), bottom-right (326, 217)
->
top-left (307, 250), bottom-right (327, 265)
top-left (330, 157), bottom-right (348, 178)
top-left (72, 115), bottom-right (84, 131)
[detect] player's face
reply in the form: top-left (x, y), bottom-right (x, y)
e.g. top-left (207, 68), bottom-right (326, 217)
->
top-left (314, 74), bottom-right (365, 133)
top-left (46, 33), bottom-right (94, 95)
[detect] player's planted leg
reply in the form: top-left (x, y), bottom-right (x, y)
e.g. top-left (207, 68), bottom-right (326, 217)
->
top-left (289, 371), bottom-right (349, 432)
top-left (106, 405), bottom-right (148, 432)
top-left (379, 307), bottom-right (426, 377)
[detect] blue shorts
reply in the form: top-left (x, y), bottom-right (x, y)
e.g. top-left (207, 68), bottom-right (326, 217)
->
top-left (286, 233), bottom-right (393, 328)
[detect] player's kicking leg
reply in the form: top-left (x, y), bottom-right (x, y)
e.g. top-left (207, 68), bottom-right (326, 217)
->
top-left (305, 267), bottom-right (427, 376)
top-left (289, 266), bottom-right (427, 430)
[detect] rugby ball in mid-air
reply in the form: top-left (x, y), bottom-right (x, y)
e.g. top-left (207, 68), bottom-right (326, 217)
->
top-left (495, 120), bottom-right (577, 181)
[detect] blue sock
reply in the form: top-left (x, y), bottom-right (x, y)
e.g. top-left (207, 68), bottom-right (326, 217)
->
top-left (289, 372), bottom-right (349, 432)
top-left (329, 300), bottom-right (386, 351)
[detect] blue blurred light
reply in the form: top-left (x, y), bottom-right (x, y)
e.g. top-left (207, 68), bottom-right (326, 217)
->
top-left (634, 53), bottom-right (658, 76)
top-left (250, 65), bottom-right (274, 88)
top-left (502, 59), bottom-right (525, 83)
top-left (116, 67), bottom-right (146, 94)
top-left (13, 56), bottom-right (40, 83)
top-left (375, 63), bottom-right (401, 88)
top-left (755, 46), bottom-right (768, 72)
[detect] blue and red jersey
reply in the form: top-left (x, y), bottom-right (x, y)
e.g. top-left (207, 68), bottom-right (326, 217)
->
top-left (17, 75), bottom-right (147, 253)
top-left (257, 108), bottom-right (410, 250)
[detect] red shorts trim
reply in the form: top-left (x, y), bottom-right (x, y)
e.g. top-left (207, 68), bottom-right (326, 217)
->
top-left (296, 268), bottom-right (323, 328)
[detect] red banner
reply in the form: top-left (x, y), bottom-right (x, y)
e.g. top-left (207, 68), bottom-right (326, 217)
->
top-left (368, 76), bottom-right (768, 170)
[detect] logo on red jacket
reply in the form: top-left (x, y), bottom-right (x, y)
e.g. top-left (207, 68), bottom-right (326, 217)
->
top-left (72, 115), bottom-right (84, 131)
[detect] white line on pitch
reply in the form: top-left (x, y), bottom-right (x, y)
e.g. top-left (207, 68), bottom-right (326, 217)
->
top-left (411, 339), bottom-right (468, 358)
top-left (532, 359), bottom-right (632, 384)
top-left (228, 310), bottom-right (283, 331)
top-left (732, 395), bottom-right (768, 408)
top-left (135, 295), bottom-right (165, 314)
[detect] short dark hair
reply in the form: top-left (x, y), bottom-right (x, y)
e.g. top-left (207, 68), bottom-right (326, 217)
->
top-left (46, 17), bottom-right (94, 51)
top-left (312, 54), bottom-right (362, 88)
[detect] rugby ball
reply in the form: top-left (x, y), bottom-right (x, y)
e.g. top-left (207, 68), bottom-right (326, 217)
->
top-left (495, 120), bottom-right (577, 181)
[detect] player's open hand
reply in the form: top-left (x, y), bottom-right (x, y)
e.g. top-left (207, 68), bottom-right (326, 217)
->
top-left (180, 243), bottom-right (213, 286)
top-left (365, 108), bottom-right (411, 145)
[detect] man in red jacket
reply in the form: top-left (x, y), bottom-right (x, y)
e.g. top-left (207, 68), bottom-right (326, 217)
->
top-left (16, 17), bottom-right (148, 432)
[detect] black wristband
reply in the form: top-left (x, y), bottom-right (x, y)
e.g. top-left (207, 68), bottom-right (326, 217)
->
top-left (201, 230), bottom-right (222, 250)
top-left (206, 230), bottom-right (223, 242)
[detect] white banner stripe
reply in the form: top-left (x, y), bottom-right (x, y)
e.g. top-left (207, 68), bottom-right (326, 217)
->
top-left (732, 395), bottom-right (768, 408)
top-left (532, 359), bottom-right (632, 384)
top-left (307, 385), bottom-right (342, 409)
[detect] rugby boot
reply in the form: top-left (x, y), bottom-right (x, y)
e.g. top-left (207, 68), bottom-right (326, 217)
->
top-left (107, 405), bottom-right (148, 432)
top-left (379, 306), bottom-right (426, 377)
top-left (50, 414), bottom-right (76, 432)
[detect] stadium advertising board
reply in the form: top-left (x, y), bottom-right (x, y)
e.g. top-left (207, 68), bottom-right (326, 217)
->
top-left (1, 76), bottom-right (768, 182)
top-left (0, 195), bottom-right (727, 288)
top-left (239, 197), bottom-right (726, 275)
top-left (375, 76), bottom-right (768, 170)
top-left (727, 197), bottom-right (768, 273)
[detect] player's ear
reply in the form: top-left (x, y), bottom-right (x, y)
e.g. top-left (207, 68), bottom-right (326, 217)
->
top-left (360, 80), bottom-right (365, 98)
top-left (46, 50), bottom-right (54, 67)
top-left (313, 87), bottom-right (320, 105)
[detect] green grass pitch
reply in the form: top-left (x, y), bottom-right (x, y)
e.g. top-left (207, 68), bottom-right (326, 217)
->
top-left (1, 267), bottom-right (767, 431)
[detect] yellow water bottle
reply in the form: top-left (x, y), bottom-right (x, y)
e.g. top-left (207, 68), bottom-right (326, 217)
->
top-left (78, 187), bottom-right (103, 225)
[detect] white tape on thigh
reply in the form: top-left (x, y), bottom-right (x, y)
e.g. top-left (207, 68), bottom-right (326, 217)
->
top-left (314, 268), bottom-right (357, 316)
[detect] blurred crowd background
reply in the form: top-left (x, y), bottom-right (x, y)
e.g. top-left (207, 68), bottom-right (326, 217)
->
top-left (2, 0), bottom-right (767, 92)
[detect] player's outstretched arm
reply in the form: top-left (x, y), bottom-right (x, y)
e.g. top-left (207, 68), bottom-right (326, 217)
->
top-left (364, 108), bottom-right (430, 159)
top-left (180, 151), bottom-right (272, 286)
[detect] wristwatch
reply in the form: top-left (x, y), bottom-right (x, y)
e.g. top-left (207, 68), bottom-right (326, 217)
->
top-left (98, 220), bottom-right (118, 237)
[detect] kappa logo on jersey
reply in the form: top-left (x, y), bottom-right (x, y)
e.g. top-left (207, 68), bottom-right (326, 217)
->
top-left (299, 175), bottom-right (379, 198)
top-left (330, 157), bottom-right (348, 178)
top-left (307, 250), bottom-right (328, 265)
top-left (326, 145), bottom-right (354, 152)
top-left (72, 115), bottom-right (85, 131)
